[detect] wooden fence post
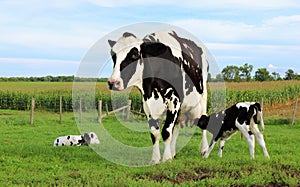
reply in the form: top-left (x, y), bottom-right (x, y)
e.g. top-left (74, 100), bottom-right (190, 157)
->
top-left (126, 100), bottom-right (131, 120)
top-left (98, 100), bottom-right (102, 123)
top-left (30, 98), bottom-right (35, 125)
top-left (59, 96), bottom-right (62, 124)
top-left (105, 103), bottom-right (109, 116)
top-left (291, 96), bottom-right (298, 125)
top-left (79, 97), bottom-right (82, 123)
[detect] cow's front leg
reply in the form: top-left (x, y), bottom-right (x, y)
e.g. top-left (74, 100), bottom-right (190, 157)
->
top-left (201, 129), bottom-right (209, 156)
top-left (148, 118), bottom-right (161, 164)
top-left (170, 123), bottom-right (179, 158)
top-left (162, 97), bottom-right (180, 163)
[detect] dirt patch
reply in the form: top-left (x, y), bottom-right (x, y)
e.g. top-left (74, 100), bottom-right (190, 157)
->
top-left (134, 167), bottom-right (213, 184)
top-left (0, 113), bottom-right (13, 116)
top-left (251, 182), bottom-right (290, 187)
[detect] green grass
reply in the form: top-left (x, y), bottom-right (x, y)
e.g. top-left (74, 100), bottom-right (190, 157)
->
top-left (0, 110), bottom-right (300, 186)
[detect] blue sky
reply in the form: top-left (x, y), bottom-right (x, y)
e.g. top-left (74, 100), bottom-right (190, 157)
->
top-left (0, 0), bottom-right (299, 77)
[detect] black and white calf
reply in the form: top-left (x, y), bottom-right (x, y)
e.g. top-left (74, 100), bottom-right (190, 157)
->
top-left (107, 31), bottom-right (208, 163)
top-left (194, 102), bottom-right (270, 159)
top-left (53, 132), bottom-right (100, 146)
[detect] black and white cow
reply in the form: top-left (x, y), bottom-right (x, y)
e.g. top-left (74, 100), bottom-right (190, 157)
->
top-left (107, 31), bottom-right (209, 163)
top-left (194, 102), bottom-right (270, 159)
top-left (53, 132), bottom-right (100, 146)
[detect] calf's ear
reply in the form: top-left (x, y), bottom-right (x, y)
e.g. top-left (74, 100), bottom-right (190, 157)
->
top-left (108, 40), bottom-right (116, 47)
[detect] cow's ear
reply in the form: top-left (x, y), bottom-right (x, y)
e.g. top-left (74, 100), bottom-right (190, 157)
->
top-left (108, 40), bottom-right (116, 47)
top-left (140, 42), bottom-right (168, 57)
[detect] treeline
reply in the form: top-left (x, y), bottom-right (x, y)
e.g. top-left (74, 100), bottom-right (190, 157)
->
top-left (1, 64), bottom-right (299, 83)
top-left (209, 63), bottom-right (300, 82)
top-left (0, 76), bottom-right (108, 82)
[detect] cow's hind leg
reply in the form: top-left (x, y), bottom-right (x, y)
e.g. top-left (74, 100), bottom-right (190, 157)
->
top-left (148, 118), bottom-right (161, 164)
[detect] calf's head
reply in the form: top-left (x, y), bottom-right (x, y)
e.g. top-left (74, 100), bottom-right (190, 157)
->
top-left (194, 115), bottom-right (209, 130)
top-left (83, 132), bottom-right (100, 145)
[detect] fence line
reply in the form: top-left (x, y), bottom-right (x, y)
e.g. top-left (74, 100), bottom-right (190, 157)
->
top-left (6, 95), bottom-right (300, 125)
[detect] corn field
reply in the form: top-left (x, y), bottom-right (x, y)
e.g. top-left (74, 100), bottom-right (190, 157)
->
top-left (0, 84), bottom-right (299, 114)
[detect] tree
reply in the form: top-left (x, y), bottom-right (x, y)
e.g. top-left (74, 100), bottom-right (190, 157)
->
top-left (207, 73), bottom-right (212, 82)
top-left (215, 73), bottom-right (223, 82)
top-left (239, 63), bottom-right (253, 81)
top-left (271, 72), bottom-right (281, 81)
top-left (284, 69), bottom-right (296, 80)
top-left (221, 65), bottom-right (240, 82)
top-left (254, 68), bottom-right (272, 81)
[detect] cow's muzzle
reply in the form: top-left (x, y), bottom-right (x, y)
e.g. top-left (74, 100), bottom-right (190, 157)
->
top-left (107, 79), bottom-right (121, 90)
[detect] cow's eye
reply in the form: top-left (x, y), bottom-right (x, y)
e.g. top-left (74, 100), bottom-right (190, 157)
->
top-left (131, 47), bottom-right (140, 60)
top-left (111, 51), bottom-right (117, 67)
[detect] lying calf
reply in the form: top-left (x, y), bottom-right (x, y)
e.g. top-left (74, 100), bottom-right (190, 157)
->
top-left (194, 102), bottom-right (270, 159)
top-left (53, 132), bottom-right (100, 146)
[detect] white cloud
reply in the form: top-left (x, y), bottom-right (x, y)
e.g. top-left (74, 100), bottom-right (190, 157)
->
top-left (170, 15), bottom-right (300, 45)
top-left (0, 57), bottom-right (79, 66)
top-left (264, 15), bottom-right (300, 25)
top-left (171, 19), bottom-right (263, 43)
top-left (88, 0), bottom-right (299, 9)
top-left (267, 64), bottom-right (300, 76)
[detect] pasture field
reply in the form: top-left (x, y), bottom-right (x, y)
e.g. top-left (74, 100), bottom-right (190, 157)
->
top-left (0, 110), bottom-right (299, 186)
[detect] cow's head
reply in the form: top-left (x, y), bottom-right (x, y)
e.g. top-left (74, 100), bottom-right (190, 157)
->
top-left (107, 32), bottom-right (143, 90)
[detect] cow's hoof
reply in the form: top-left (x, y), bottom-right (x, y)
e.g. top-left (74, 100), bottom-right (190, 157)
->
top-left (149, 160), bottom-right (160, 165)
top-left (162, 156), bottom-right (173, 163)
top-left (202, 153), bottom-right (209, 158)
top-left (162, 158), bottom-right (172, 163)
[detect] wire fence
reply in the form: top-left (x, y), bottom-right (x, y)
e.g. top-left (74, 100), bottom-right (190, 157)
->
top-left (0, 90), bottom-right (299, 125)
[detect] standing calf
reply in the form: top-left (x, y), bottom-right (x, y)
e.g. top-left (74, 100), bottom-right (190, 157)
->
top-left (194, 102), bottom-right (270, 159)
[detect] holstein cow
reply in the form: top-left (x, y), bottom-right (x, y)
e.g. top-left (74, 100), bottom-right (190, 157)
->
top-left (53, 132), bottom-right (100, 146)
top-left (107, 31), bottom-right (209, 163)
top-left (194, 102), bottom-right (270, 159)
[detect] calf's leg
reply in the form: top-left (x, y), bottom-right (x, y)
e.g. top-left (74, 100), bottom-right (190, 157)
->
top-left (201, 130), bottom-right (209, 156)
top-left (218, 139), bottom-right (226, 158)
top-left (203, 139), bottom-right (217, 158)
top-left (235, 121), bottom-right (255, 159)
top-left (252, 124), bottom-right (270, 158)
